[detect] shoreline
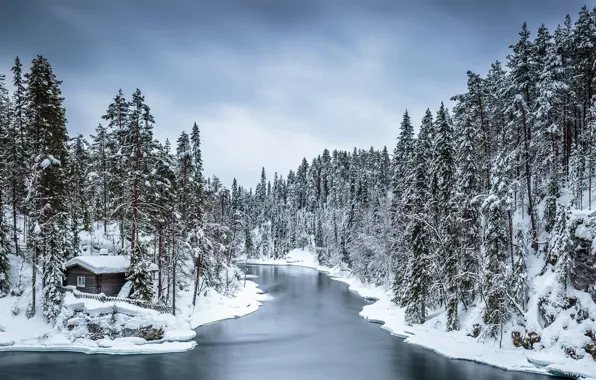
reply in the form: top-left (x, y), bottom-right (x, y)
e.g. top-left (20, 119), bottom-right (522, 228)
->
top-left (0, 279), bottom-right (269, 356)
top-left (243, 252), bottom-right (595, 380)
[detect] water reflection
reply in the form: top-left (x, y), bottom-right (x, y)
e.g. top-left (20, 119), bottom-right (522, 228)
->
top-left (0, 265), bottom-right (560, 380)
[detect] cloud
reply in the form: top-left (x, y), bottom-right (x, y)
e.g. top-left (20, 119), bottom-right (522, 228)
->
top-left (2, 0), bottom-right (590, 189)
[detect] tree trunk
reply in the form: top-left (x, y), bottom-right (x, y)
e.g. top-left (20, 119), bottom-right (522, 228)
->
top-left (30, 247), bottom-right (37, 317)
top-left (131, 127), bottom-right (141, 250)
top-left (157, 222), bottom-right (164, 299)
top-left (172, 251), bottom-right (176, 316)
top-left (521, 98), bottom-right (538, 251)
top-left (508, 210), bottom-right (514, 268)
top-left (192, 254), bottom-right (202, 306)
top-left (12, 183), bottom-right (18, 256)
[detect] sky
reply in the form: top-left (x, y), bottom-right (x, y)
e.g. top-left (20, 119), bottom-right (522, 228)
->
top-left (1, 0), bottom-right (593, 188)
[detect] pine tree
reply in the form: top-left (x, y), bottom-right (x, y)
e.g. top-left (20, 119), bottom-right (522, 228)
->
top-left (434, 103), bottom-right (459, 331)
top-left (568, 142), bottom-right (586, 208)
top-left (401, 121), bottom-right (432, 323)
top-left (0, 73), bottom-right (12, 295)
top-left (453, 99), bottom-right (482, 306)
top-left (10, 57), bottom-right (28, 253)
top-left (549, 204), bottom-right (574, 300)
top-left (508, 22), bottom-right (539, 250)
top-left (127, 244), bottom-right (154, 301)
top-left (101, 89), bottom-right (129, 246)
top-left (68, 134), bottom-right (92, 244)
top-left (25, 56), bottom-right (70, 321)
top-left (390, 110), bottom-right (417, 297)
top-left (89, 123), bottom-right (111, 233)
top-left (190, 122), bottom-right (204, 227)
top-left (482, 154), bottom-right (512, 340)
top-left (511, 229), bottom-right (529, 312)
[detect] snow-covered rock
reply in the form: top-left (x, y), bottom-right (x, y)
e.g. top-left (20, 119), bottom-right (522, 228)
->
top-left (163, 329), bottom-right (196, 342)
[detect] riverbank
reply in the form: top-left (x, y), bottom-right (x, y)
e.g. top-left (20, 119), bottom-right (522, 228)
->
top-left (242, 249), bottom-right (596, 380)
top-left (0, 255), bottom-right (269, 355)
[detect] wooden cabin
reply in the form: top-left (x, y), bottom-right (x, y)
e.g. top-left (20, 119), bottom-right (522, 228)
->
top-left (64, 256), bottom-right (157, 297)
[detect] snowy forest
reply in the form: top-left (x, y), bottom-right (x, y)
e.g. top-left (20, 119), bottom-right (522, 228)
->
top-left (238, 6), bottom-right (596, 347)
top-left (0, 4), bottom-right (596, 360)
top-left (0, 56), bottom-right (237, 322)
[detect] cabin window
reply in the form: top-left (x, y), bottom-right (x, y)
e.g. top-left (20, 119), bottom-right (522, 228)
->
top-left (77, 276), bottom-right (85, 288)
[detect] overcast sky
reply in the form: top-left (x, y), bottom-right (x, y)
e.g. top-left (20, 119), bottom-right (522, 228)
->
top-left (1, 0), bottom-right (593, 187)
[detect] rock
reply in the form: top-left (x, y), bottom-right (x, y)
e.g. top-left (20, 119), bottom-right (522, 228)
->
top-left (570, 216), bottom-right (596, 302)
top-left (122, 325), bottom-right (164, 341)
top-left (139, 325), bottom-right (164, 341)
top-left (585, 343), bottom-right (596, 361)
top-left (512, 331), bottom-right (541, 349)
top-left (585, 330), bottom-right (596, 361)
top-left (563, 345), bottom-right (584, 360)
top-left (468, 324), bottom-right (481, 338)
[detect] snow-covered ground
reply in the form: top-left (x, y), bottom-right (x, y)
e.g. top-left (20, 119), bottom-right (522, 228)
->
top-left (242, 249), bottom-right (596, 380)
top-left (0, 254), bottom-right (269, 355)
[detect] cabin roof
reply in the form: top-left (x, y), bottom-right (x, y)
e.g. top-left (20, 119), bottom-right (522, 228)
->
top-left (65, 256), bottom-right (158, 274)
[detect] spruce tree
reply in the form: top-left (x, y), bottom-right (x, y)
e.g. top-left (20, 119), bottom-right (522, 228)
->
top-left (127, 244), bottom-right (154, 301)
top-left (25, 55), bottom-right (70, 321)
top-left (434, 103), bottom-right (459, 331)
top-left (10, 57), bottom-right (28, 253)
top-left (549, 203), bottom-right (574, 300)
top-left (481, 154), bottom-right (512, 340)
top-left (89, 123), bottom-right (111, 233)
top-left (401, 120), bottom-right (432, 323)
top-left (0, 74), bottom-right (12, 295)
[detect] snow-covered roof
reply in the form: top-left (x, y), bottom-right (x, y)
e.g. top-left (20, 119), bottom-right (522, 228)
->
top-left (65, 256), bottom-right (158, 274)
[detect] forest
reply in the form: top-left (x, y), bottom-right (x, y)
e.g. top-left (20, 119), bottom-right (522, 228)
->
top-left (0, 5), bottom-right (595, 356)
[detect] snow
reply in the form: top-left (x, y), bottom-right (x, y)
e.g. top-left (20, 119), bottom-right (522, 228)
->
top-left (0, 341), bottom-right (196, 355)
top-left (40, 155), bottom-right (61, 169)
top-left (244, 248), bottom-right (596, 380)
top-left (1, 254), bottom-right (270, 355)
top-left (184, 280), bottom-right (271, 329)
top-left (65, 255), bottom-right (129, 274)
top-left (117, 281), bottom-right (133, 298)
top-left (163, 329), bottom-right (196, 341)
top-left (64, 255), bottom-right (158, 274)
top-left (575, 223), bottom-right (595, 241)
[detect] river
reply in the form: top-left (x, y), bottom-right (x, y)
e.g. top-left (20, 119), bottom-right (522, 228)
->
top-left (0, 265), bottom-right (560, 380)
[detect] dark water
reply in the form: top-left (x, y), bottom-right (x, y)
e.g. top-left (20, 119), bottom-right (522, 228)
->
top-left (0, 265), bottom-right (557, 380)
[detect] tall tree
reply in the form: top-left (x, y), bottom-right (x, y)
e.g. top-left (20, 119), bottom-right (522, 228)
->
top-left (25, 56), bottom-right (70, 321)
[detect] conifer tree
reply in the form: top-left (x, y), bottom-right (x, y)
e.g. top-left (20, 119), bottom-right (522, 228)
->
top-left (482, 154), bottom-right (512, 340)
top-left (401, 118), bottom-right (432, 323)
top-left (453, 100), bottom-right (482, 306)
top-left (434, 103), bottom-right (460, 331)
top-left (25, 55), bottom-right (70, 321)
top-left (10, 57), bottom-right (28, 252)
top-left (0, 74), bottom-right (12, 295)
top-left (549, 204), bottom-right (574, 300)
top-left (101, 89), bottom-right (129, 246)
top-left (89, 123), bottom-right (111, 233)
top-left (127, 244), bottom-right (154, 301)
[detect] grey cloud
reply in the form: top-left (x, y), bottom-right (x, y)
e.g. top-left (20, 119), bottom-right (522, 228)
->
top-left (1, 0), bottom-right (592, 185)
